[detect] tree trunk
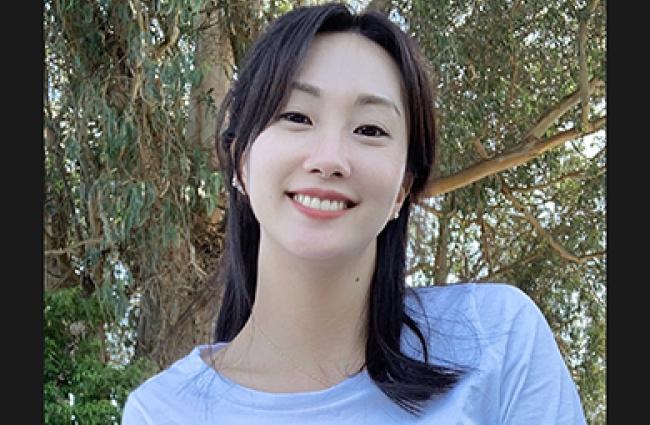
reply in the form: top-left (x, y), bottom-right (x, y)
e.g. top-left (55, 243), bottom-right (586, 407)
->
top-left (187, 8), bottom-right (234, 170)
top-left (135, 4), bottom-right (248, 369)
top-left (432, 194), bottom-right (453, 284)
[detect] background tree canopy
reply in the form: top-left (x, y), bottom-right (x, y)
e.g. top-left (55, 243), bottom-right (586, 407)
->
top-left (44, 0), bottom-right (606, 423)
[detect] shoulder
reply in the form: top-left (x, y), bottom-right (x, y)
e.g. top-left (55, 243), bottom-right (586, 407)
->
top-left (406, 282), bottom-right (539, 327)
top-left (130, 346), bottom-right (207, 394)
top-left (408, 281), bottom-right (532, 303)
top-left (403, 283), bottom-right (547, 364)
top-left (406, 284), bottom-right (587, 423)
top-left (122, 346), bottom-right (215, 424)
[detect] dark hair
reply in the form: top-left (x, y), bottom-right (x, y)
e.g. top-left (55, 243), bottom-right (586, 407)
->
top-left (213, 2), bottom-right (464, 417)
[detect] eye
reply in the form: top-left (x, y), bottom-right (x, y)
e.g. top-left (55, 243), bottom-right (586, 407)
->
top-left (354, 125), bottom-right (389, 138)
top-left (279, 112), bottom-right (312, 125)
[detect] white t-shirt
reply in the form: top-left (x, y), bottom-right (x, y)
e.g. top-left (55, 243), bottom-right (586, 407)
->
top-left (122, 283), bottom-right (587, 424)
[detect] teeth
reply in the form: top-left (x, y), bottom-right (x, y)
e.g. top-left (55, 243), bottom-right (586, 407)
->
top-left (293, 194), bottom-right (347, 211)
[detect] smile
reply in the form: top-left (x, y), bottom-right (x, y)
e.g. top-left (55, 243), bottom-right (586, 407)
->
top-left (286, 190), bottom-right (358, 219)
top-left (292, 194), bottom-right (347, 211)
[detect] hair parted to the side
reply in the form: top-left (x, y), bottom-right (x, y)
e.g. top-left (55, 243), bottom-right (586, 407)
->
top-left (213, 2), bottom-right (465, 417)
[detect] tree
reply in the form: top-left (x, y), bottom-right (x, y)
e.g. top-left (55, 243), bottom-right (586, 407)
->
top-left (44, 0), bottom-right (606, 422)
top-left (44, 287), bottom-right (156, 424)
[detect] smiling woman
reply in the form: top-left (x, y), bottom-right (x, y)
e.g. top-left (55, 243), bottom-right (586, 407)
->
top-left (122, 3), bottom-right (588, 424)
top-left (245, 32), bottom-right (409, 262)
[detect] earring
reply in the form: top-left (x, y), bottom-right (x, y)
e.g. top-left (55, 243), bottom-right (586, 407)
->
top-left (393, 209), bottom-right (400, 220)
top-left (231, 175), bottom-right (245, 195)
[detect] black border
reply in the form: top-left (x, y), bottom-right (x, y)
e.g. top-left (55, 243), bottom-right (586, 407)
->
top-left (606, 1), bottom-right (630, 423)
top-left (4, 1), bottom-right (44, 423)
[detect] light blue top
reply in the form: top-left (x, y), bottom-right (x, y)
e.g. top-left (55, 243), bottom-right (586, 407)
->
top-left (122, 283), bottom-right (587, 424)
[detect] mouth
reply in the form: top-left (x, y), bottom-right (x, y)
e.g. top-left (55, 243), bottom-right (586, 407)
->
top-left (285, 190), bottom-right (358, 213)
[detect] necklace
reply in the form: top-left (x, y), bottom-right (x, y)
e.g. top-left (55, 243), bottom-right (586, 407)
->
top-left (248, 312), bottom-right (364, 390)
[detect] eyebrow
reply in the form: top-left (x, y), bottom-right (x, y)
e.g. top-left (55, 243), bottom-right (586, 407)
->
top-left (291, 81), bottom-right (402, 117)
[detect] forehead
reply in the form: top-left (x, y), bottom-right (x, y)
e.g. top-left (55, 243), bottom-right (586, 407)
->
top-left (293, 32), bottom-right (405, 109)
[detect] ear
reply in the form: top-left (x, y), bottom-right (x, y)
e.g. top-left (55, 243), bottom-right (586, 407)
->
top-left (392, 172), bottom-right (413, 217)
top-left (396, 172), bottom-right (413, 205)
top-left (238, 148), bottom-right (251, 193)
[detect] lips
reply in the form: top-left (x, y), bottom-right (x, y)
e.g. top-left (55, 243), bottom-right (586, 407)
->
top-left (285, 188), bottom-right (358, 208)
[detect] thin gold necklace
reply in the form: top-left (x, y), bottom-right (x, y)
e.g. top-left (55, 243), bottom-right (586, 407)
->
top-left (248, 312), bottom-right (364, 390)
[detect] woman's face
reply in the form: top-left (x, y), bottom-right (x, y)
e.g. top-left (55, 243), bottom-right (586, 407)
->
top-left (243, 32), bottom-right (409, 261)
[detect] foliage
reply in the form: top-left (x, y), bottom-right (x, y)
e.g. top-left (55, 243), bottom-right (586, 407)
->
top-left (44, 0), bottom-right (226, 367)
top-left (44, 287), bottom-right (157, 425)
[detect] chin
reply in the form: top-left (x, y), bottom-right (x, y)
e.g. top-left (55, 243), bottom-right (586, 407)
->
top-left (288, 245), bottom-right (352, 262)
top-left (283, 236), bottom-right (374, 263)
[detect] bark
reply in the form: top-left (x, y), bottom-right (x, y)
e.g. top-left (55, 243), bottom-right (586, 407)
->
top-left (578, 0), bottom-right (599, 131)
top-left (187, 8), bottom-right (234, 170)
top-left (432, 195), bottom-right (454, 284)
top-left (433, 213), bottom-right (450, 284)
top-left (136, 5), bottom-right (238, 368)
top-left (578, 22), bottom-right (590, 131)
top-left (224, 0), bottom-right (264, 69)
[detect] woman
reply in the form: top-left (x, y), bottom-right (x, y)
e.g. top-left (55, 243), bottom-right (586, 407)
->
top-left (123, 3), bottom-right (587, 424)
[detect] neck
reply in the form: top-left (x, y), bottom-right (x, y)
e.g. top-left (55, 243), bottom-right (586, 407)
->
top-left (221, 233), bottom-right (376, 388)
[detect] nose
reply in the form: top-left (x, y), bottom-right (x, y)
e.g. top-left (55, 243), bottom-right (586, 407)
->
top-left (302, 129), bottom-right (351, 179)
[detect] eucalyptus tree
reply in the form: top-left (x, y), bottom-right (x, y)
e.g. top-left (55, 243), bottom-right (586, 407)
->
top-left (46, 0), bottom-right (240, 369)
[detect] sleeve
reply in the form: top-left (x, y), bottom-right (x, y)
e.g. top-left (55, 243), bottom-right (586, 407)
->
top-left (121, 393), bottom-right (151, 425)
top-left (481, 285), bottom-right (588, 425)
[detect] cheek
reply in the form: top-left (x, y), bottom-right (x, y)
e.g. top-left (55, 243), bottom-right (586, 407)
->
top-left (362, 153), bottom-right (407, 204)
top-left (246, 130), bottom-right (299, 205)
top-left (246, 132), bottom-right (281, 185)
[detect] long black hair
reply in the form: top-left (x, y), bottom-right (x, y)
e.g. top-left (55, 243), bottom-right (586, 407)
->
top-left (213, 2), bottom-right (464, 417)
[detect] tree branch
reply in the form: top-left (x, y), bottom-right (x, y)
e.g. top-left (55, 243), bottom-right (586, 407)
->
top-left (578, 21), bottom-right (590, 130)
top-left (510, 165), bottom-right (606, 193)
top-left (471, 135), bottom-right (491, 159)
top-left (475, 185), bottom-right (494, 275)
top-left (501, 181), bottom-right (605, 265)
top-left (528, 77), bottom-right (603, 140)
top-left (44, 238), bottom-right (103, 256)
top-left (477, 252), bottom-right (544, 283)
top-left (423, 115), bottom-right (606, 197)
top-left (433, 213), bottom-right (451, 284)
top-left (153, 10), bottom-right (180, 61)
top-left (578, 0), bottom-right (600, 131)
top-left (432, 194), bottom-right (455, 284)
